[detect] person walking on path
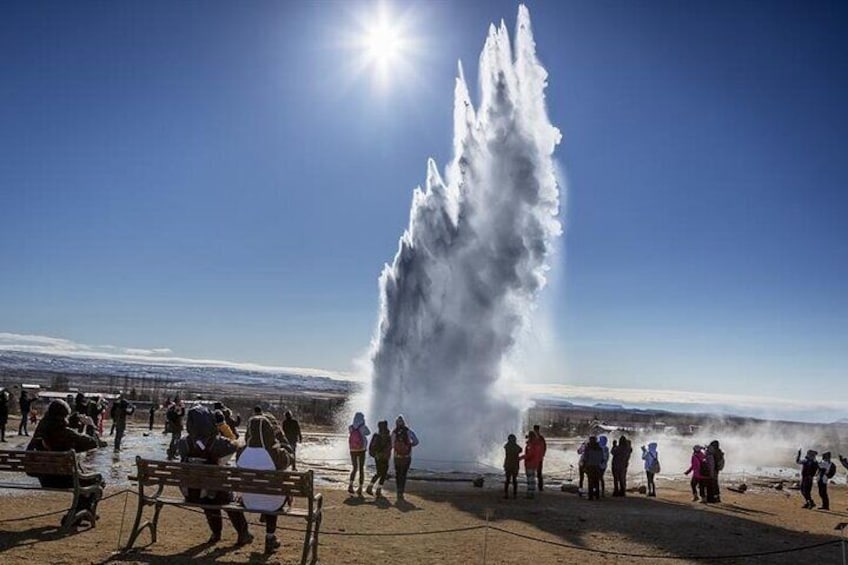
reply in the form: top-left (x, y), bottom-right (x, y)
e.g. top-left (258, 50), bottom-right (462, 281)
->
top-left (148, 404), bottom-right (156, 431)
top-left (503, 433), bottom-right (522, 499)
top-left (366, 420), bottom-right (392, 497)
top-left (18, 390), bottom-right (32, 436)
top-left (391, 414), bottom-right (419, 501)
top-left (0, 388), bottom-right (9, 442)
top-left (611, 435), bottom-right (632, 496)
top-left (520, 431), bottom-right (543, 499)
top-left (110, 392), bottom-right (135, 452)
top-left (533, 424), bottom-right (547, 491)
top-left (684, 445), bottom-right (707, 502)
top-left (817, 451), bottom-right (836, 510)
top-left (796, 448), bottom-right (819, 509)
top-left (348, 412), bottom-right (371, 496)
top-left (282, 411), bottom-right (303, 470)
top-left (641, 442), bottom-right (660, 497)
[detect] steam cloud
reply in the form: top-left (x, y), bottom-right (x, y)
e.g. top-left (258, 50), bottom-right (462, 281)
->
top-left (368, 6), bottom-right (562, 463)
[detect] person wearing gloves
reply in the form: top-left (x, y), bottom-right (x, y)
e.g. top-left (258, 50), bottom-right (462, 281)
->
top-left (391, 414), bottom-right (419, 500)
top-left (237, 414), bottom-right (295, 554)
top-left (796, 449), bottom-right (819, 509)
top-left (348, 412), bottom-right (371, 495)
top-left (641, 442), bottom-right (660, 497)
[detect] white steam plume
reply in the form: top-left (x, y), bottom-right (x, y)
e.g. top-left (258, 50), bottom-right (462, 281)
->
top-left (368, 6), bottom-right (562, 464)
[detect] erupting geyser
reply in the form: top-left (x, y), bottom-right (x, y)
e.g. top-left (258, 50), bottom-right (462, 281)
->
top-left (368, 6), bottom-right (562, 464)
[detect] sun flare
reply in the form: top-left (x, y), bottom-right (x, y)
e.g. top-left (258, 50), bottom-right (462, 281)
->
top-left (350, 3), bottom-right (417, 89)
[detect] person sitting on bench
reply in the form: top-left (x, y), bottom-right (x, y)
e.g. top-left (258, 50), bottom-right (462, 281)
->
top-left (27, 399), bottom-right (103, 520)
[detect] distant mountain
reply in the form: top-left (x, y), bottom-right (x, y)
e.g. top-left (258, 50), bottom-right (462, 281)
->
top-left (0, 351), bottom-right (355, 395)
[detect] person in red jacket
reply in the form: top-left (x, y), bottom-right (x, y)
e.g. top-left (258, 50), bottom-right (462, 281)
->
top-left (520, 431), bottom-right (543, 499)
top-left (533, 424), bottom-right (547, 491)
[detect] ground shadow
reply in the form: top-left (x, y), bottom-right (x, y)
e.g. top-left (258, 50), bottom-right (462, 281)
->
top-left (0, 524), bottom-right (86, 552)
top-left (413, 482), bottom-right (844, 563)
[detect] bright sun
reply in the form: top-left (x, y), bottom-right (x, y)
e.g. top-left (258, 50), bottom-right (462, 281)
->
top-left (352, 3), bottom-right (416, 89)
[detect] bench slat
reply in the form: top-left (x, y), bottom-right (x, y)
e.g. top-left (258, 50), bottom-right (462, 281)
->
top-left (0, 450), bottom-right (78, 475)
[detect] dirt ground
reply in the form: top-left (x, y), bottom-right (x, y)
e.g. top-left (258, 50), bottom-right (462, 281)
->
top-left (1, 471), bottom-right (847, 565)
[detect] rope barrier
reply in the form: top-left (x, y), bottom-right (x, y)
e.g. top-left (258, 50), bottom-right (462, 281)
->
top-left (0, 488), bottom-right (133, 523)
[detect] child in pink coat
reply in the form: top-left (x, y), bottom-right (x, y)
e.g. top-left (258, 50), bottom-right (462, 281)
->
top-left (684, 445), bottom-right (707, 502)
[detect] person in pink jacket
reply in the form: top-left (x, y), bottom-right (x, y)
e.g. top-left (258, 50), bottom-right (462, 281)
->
top-left (520, 431), bottom-right (543, 499)
top-left (684, 445), bottom-right (707, 502)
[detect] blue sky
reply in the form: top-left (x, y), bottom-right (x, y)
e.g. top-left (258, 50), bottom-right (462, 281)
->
top-left (1, 1), bottom-right (846, 401)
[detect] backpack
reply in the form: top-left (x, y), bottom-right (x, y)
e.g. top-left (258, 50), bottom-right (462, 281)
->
top-left (394, 429), bottom-right (412, 458)
top-left (649, 455), bottom-right (661, 474)
top-left (186, 405), bottom-right (216, 439)
top-left (349, 427), bottom-right (365, 451)
top-left (698, 457), bottom-right (710, 477)
top-left (714, 449), bottom-right (725, 472)
top-left (827, 462), bottom-right (837, 479)
top-left (368, 433), bottom-right (386, 458)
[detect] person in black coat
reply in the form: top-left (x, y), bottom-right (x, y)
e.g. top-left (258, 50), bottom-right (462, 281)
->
top-left (796, 449), bottom-right (819, 509)
top-left (0, 388), bottom-right (9, 442)
top-left (18, 391), bottom-right (32, 436)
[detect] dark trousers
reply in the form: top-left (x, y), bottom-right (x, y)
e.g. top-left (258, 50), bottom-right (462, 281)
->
top-left (289, 442), bottom-right (298, 470)
top-left (578, 463), bottom-right (586, 489)
top-left (800, 476), bottom-right (814, 504)
top-left (349, 451), bottom-right (366, 485)
top-left (612, 463), bottom-right (628, 496)
top-left (599, 467), bottom-right (606, 496)
top-left (167, 429), bottom-right (181, 459)
top-left (394, 457), bottom-right (411, 494)
top-left (504, 468), bottom-right (518, 498)
top-left (204, 508), bottom-right (248, 537)
top-left (707, 470), bottom-right (721, 502)
top-left (18, 416), bottom-right (28, 435)
top-left (114, 422), bottom-right (126, 451)
top-left (818, 480), bottom-right (830, 509)
top-left (691, 477), bottom-right (707, 499)
top-left (587, 466), bottom-right (601, 500)
top-left (536, 460), bottom-right (544, 491)
top-left (370, 458), bottom-right (389, 486)
top-left (0, 420), bottom-right (6, 441)
top-left (646, 471), bottom-right (656, 496)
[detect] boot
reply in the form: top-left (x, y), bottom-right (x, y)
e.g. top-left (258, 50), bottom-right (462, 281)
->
top-left (348, 482), bottom-right (355, 494)
top-left (366, 484), bottom-right (374, 496)
top-left (357, 485), bottom-right (363, 496)
top-left (375, 486), bottom-right (382, 498)
top-left (264, 534), bottom-right (281, 554)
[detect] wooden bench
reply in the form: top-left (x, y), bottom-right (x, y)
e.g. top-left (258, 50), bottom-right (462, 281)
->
top-left (126, 457), bottom-right (323, 564)
top-left (0, 449), bottom-right (104, 531)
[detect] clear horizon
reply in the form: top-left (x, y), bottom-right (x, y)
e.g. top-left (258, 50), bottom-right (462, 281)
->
top-left (2, 2), bottom-right (846, 405)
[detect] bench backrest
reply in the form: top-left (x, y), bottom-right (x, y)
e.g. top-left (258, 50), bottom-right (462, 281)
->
top-left (135, 457), bottom-right (314, 498)
top-left (0, 450), bottom-right (78, 476)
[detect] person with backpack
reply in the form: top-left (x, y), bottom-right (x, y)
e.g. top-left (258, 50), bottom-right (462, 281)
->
top-left (503, 433), bottom-right (522, 499)
top-left (348, 412), bottom-right (371, 496)
top-left (366, 420), bottom-right (392, 497)
top-left (179, 404), bottom-right (252, 546)
top-left (237, 414), bottom-right (294, 554)
top-left (641, 442), bottom-right (660, 497)
top-left (796, 448), bottom-right (819, 508)
top-left (391, 414), bottom-right (419, 501)
top-left (705, 440), bottom-right (724, 503)
top-left (165, 399), bottom-right (185, 460)
top-left (684, 445), bottom-right (708, 502)
top-left (817, 451), bottom-right (836, 511)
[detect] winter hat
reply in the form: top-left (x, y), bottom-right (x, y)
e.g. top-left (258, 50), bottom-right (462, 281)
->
top-left (693, 445), bottom-right (703, 452)
top-left (806, 449), bottom-right (818, 458)
top-left (395, 414), bottom-right (406, 428)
